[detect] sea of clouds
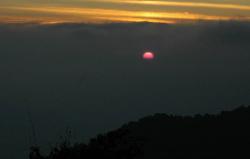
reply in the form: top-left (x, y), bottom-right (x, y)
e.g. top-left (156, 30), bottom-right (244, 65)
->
top-left (1, 21), bottom-right (250, 159)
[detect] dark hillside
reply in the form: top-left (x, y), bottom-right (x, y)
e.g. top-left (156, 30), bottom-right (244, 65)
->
top-left (30, 106), bottom-right (250, 159)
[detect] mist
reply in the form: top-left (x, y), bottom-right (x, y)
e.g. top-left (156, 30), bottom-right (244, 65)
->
top-left (1, 21), bottom-right (250, 159)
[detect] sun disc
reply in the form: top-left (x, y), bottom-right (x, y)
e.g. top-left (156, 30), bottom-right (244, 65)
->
top-left (143, 52), bottom-right (155, 60)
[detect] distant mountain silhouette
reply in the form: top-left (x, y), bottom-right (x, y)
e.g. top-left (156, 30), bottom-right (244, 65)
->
top-left (30, 105), bottom-right (250, 159)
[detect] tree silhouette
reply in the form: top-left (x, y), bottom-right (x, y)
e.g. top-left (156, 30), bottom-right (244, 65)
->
top-left (30, 105), bottom-right (250, 159)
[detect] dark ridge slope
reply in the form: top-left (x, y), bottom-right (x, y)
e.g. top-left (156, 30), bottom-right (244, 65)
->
top-left (30, 105), bottom-right (250, 159)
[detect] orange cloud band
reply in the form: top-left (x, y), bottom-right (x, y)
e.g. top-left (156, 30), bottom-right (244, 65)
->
top-left (97, 0), bottom-right (250, 11)
top-left (1, 5), bottom-right (248, 24)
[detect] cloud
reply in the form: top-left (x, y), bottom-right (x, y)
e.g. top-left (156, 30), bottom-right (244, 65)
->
top-left (0, 5), bottom-right (228, 24)
top-left (1, 21), bottom-right (250, 159)
top-left (101, 0), bottom-right (250, 11)
top-left (1, 0), bottom-right (250, 24)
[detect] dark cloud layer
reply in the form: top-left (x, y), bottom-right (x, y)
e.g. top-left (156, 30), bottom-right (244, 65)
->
top-left (1, 21), bottom-right (250, 159)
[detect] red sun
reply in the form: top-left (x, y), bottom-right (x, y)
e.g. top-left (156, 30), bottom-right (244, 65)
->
top-left (143, 52), bottom-right (155, 60)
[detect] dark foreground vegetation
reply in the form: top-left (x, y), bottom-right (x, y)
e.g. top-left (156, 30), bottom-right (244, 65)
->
top-left (30, 105), bottom-right (250, 159)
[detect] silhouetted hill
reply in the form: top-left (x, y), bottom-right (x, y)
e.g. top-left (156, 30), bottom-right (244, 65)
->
top-left (30, 105), bottom-right (250, 159)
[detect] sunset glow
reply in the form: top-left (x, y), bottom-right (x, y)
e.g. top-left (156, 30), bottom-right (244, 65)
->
top-left (1, 0), bottom-right (250, 24)
top-left (103, 0), bottom-right (250, 11)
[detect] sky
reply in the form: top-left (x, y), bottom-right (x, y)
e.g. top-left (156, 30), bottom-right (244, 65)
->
top-left (1, 1), bottom-right (250, 159)
top-left (1, 21), bottom-right (250, 159)
top-left (1, 0), bottom-right (250, 23)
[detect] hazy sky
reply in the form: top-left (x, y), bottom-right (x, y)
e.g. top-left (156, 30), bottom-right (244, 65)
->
top-left (1, 1), bottom-right (250, 159)
top-left (1, 21), bottom-right (250, 159)
top-left (1, 0), bottom-right (250, 23)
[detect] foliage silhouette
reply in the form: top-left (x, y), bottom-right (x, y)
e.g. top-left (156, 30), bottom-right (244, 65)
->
top-left (30, 105), bottom-right (250, 159)
top-left (30, 127), bottom-right (144, 159)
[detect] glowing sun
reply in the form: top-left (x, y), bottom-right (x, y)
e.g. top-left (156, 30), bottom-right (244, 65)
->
top-left (143, 52), bottom-right (155, 60)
